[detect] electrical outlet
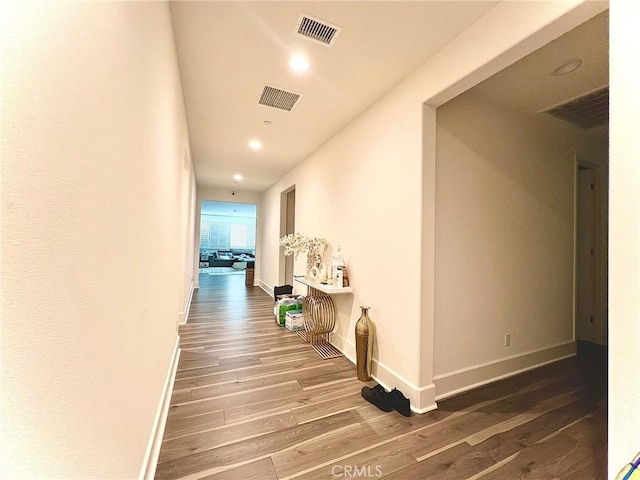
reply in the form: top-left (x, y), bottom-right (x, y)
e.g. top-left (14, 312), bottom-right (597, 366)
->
top-left (505, 334), bottom-right (511, 347)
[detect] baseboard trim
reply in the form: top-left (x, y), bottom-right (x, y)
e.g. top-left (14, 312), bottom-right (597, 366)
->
top-left (258, 280), bottom-right (273, 298)
top-left (331, 333), bottom-right (437, 413)
top-left (139, 336), bottom-right (181, 480)
top-left (178, 282), bottom-right (195, 325)
top-left (434, 341), bottom-right (577, 401)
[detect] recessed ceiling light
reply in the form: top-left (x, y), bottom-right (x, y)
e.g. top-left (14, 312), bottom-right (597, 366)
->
top-left (552, 58), bottom-right (583, 76)
top-left (233, 174), bottom-right (243, 182)
top-left (263, 120), bottom-right (272, 126)
top-left (289, 55), bottom-right (309, 72)
top-left (249, 140), bottom-right (262, 150)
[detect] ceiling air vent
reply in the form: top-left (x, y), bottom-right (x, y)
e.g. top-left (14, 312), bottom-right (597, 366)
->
top-left (541, 86), bottom-right (609, 130)
top-left (295, 14), bottom-right (342, 47)
top-left (258, 85), bottom-right (302, 112)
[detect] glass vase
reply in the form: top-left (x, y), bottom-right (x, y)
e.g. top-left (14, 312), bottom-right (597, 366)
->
top-left (355, 306), bottom-right (374, 381)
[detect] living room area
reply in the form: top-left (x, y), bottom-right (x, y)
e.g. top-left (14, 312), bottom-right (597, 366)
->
top-left (199, 200), bottom-right (256, 278)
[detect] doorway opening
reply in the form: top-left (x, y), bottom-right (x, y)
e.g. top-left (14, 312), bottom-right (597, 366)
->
top-left (198, 200), bottom-right (257, 277)
top-left (575, 160), bottom-right (608, 353)
top-left (279, 186), bottom-right (295, 286)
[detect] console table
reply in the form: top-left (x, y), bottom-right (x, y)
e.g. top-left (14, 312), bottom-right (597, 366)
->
top-left (294, 276), bottom-right (353, 359)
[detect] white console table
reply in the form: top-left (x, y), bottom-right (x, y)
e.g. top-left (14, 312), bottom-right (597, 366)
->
top-left (294, 276), bottom-right (352, 359)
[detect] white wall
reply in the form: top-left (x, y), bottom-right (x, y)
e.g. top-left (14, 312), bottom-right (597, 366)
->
top-left (0, 2), bottom-right (195, 478)
top-left (433, 92), bottom-right (607, 397)
top-left (417, 0), bottom-right (608, 404)
top-left (260, 91), bottom-right (425, 402)
top-left (258, 1), bottom-right (607, 412)
top-left (181, 165), bottom-right (197, 324)
top-left (609, 0), bottom-right (640, 474)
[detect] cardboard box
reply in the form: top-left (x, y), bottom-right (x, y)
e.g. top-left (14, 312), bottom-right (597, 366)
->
top-left (285, 311), bottom-right (304, 331)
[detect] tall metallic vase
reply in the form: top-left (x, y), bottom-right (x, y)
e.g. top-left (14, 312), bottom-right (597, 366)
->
top-left (355, 306), bottom-right (374, 381)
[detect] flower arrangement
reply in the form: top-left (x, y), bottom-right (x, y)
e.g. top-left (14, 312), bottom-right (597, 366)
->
top-left (279, 233), bottom-right (309, 259)
top-left (280, 233), bottom-right (328, 274)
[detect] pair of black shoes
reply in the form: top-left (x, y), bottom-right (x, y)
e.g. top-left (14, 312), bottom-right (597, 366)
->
top-left (361, 384), bottom-right (411, 417)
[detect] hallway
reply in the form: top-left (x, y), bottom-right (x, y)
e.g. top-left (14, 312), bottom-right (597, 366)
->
top-left (155, 274), bottom-right (606, 479)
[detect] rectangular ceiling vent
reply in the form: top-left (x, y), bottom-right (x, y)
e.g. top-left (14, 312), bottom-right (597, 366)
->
top-left (295, 14), bottom-right (342, 47)
top-left (258, 85), bottom-right (302, 112)
top-left (541, 86), bottom-right (609, 130)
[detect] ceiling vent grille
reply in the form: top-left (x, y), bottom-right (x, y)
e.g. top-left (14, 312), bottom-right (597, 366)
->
top-left (258, 85), bottom-right (303, 112)
top-left (541, 86), bottom-right (609, 130)
top-left (295, 14), bottom-right (342, 47)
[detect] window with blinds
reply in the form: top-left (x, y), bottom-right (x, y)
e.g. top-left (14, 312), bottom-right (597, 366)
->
top-left (200, 216), bottom-right (255, 251)
top-left (230, 224), bottom-right (248, 248)
top-left (209, 223), bottom-right (221, 245)
top-left (200, 223), bottom-right (210, 244)
top-left (230, 223), bottom-right (256, 249)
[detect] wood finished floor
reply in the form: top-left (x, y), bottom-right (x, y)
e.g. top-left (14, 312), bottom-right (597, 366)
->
top-left (155, 274), bottom-right (607, 480)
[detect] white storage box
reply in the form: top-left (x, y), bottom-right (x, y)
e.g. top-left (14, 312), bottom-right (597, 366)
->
top-left (285, 311), bottom-right (304, 331)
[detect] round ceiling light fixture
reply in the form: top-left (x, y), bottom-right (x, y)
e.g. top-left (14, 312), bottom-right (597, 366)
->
top-left (552, 58), bottom-right (583, 76)
top-left (233, 174), bottom-right (243, 182)
top-left (289, 55), bottom-right (309, 72)
top-left (263, 120), bottom-right (272, 126)
top-left (249, 140), bottom-right (262, 150)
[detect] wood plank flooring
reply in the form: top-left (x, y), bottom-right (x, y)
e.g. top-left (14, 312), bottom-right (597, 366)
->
top-left (155, 274), bottom-right (607, 479)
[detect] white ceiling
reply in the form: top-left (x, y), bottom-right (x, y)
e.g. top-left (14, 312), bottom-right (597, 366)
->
top-left (170, 2), bottom-right (608, 194)
top-left (471, 9), bottom-right (609, 137)
top-left (201, 200), bottom-right (257, 218)
top-left (169, 1), bottom-right (499, 192)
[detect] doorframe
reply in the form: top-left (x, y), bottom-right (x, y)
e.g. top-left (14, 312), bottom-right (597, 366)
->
top-left (279, 185), bottom-right (295, 286)
top-left (573, 155), bottom-right (608, 345)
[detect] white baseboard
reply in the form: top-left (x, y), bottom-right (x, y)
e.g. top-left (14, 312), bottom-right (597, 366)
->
top-left (258, 279), bottom-right (273, 298)
top-left (433, 341), bottom-right (577, 401)
top-left (178, 282), bottom-right (195, 325)
top-left (139, 336), bottom-right (181, 480)
top-left (331, 333), bottom-right (437, 414)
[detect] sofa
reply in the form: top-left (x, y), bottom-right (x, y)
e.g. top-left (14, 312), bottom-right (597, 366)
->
top-left (200, 250), bottom-right (255, 267)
